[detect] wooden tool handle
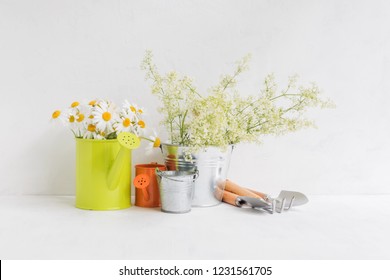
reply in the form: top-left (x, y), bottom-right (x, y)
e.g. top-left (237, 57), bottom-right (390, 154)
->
top-left (225, 179), bottom-right (261, 198)
top-left (215, 187), bottom-right (239, 207)
top-left (222, 190), bottom-right (239, 206)
top-left (218, 180), bottom-right (270, 208)
top-left (244, 188), bottom-right (268, 200)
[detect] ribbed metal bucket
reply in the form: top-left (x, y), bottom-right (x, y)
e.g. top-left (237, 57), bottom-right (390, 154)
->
top-left (160, 144), bottom-right (233, 207)
top-left (156, 169), bottom-right (198, 213)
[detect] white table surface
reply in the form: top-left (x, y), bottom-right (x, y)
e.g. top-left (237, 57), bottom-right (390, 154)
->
top-left (0, 195), bottom-right (389, 260)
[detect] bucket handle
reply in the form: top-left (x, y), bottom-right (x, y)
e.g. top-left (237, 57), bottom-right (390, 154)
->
top-left (193, 169), bottom-right (199, 180)
top-left (156, 168), bottom-right (199, 182)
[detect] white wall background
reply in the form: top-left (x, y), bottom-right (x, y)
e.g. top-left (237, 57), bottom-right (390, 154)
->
top-left (1, 0), bottom-right (389, 195)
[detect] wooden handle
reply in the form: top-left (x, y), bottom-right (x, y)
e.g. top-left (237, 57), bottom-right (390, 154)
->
top-left (222, 190), bottom-right (240, 206)
top-left (225, 179), bottom-right (261, 198)
top-left (215, 187), bottom-right (239, 207)
top-left (217, 180), bottom-right (270, 207)
top-left (244, 188), bottom-right (268, 200)
top-left (225, 179), bottom-right (269, 200)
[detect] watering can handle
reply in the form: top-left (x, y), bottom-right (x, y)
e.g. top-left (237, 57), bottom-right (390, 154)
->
top-left (107, 132), bottom-right (141, 190)
top-left (107, 146), bottom-right (129, 190)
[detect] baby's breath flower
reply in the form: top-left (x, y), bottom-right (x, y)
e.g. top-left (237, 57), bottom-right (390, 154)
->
top-left (184, 152), bottom-right (193, 162)
top-left (142, 51), bottom-right (333, 149)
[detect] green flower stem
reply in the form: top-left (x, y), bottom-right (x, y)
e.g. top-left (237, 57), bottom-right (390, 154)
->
top-left (269, 93), bottom-right (302, 101)
top-left (140, 136), bottom-right (153, 143)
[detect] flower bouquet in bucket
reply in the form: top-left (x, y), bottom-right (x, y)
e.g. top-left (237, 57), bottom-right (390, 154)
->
top-left (51, 99), bottom-right (159, 210)
top-left (141, 51), bottom-right (334, 207)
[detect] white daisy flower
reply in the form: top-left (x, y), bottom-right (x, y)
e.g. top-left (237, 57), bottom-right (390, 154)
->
top-left (52, 99), bottom-right (152, 141)
top-left (51, 110), bottom-right (61, 119)
top-left (67, 101), bottom-right (94, 137)
top-left (143, 131), bottom-right (161, 154)
top-left (92, 100), bottom-right (117, 134)
top-left (123, 100), bottom-right (140, 114)
top-left (51, 110), bottom-right (65, 124)
top-left (88, 99), bottom-right (99, 107)
top-left (95, 130), bottom-right (107, 140)
top-left (67, 101), bottom-right (81, 116)
top-left (137, 119), bottom-right (146, 128)
top-left (64, 108), bottom-right (83, 137)
top-left (70, 101), bottom-right (80, 108)
top-left (83, 123), bottom-right (98, 139)
top-left (149, 132), bottom-right (161, 148)
top-left (74, 103), bottom-right (91, 137)
top-left (128, 119), bottom-right (146, 137)
top-left (113, 111), bottom-right (134, 133)
top-left (137, 106), bottom-right (145, 115)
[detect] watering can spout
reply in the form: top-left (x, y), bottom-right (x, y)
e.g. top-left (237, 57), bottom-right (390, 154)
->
top-left (107, 132), bottom-right (140, 190)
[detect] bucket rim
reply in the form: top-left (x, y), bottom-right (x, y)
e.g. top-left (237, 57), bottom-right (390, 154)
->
top-left (156, 170), bottom-right (197, 176)
top-left (160, 143), bottom-right (234, 149)
top-left (156, 169), bottom-right (199, 182)
top-left (136, 163), bottom-right (166, 169)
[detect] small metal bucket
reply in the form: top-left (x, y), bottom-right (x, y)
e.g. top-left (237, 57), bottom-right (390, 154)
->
top-left (161, 144), bottom-right (234, 207)
top-left (155, 169), bottom-right (199, 214)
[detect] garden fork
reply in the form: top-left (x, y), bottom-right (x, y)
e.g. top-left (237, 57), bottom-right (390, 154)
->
top-left (221, 180), bottom-right (309, 214)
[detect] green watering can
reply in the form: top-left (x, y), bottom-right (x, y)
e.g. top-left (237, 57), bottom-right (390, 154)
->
top-left (75, 132), bottom-right (140, 210)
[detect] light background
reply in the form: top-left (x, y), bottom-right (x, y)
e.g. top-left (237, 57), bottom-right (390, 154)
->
top-left (1, 0), bottom-right (389, 196)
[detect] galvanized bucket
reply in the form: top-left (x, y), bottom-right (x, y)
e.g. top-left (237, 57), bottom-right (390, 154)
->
top-left (160, 144), bottom-right (233, 207)
top-left (155, 169), bottom-right (199, 213)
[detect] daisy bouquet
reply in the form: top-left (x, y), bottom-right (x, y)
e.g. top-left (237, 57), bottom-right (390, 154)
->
top-left (52, 99), bottom-right (159, 147)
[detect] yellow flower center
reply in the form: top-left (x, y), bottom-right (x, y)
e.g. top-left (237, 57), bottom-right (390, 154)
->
top-left (153, 137), bottom-right (161, 148)
top-left (89, 115), bottom-right (94, 119)
top-left (87, 124), bottom-right (96, 132)
top-left (138, 120), bottom-right (145, 128)
top-left (77, 114), bottom-right (85, 122)
top-left (123, 118), bottom-right (131, 127)
top-left (71, 101), bottom-right (79, 108)
top-left (52, 110), bottom-right (61, 119)
top-left (130, 106), bottom-right (136, 113)
top-left (102, 112), bottom-right (111, 121)
top-left (89, 100), bottom-right (97, 106)
top-left (138, 109), bottom-right (143, 114)
top-left (69, 115), bottom-right (75, 123)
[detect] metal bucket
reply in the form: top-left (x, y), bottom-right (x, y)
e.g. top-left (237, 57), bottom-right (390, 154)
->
top-left (156, 169), bottom-right (199, 213)
top-left (160, 144), bottom-right (233, 207)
